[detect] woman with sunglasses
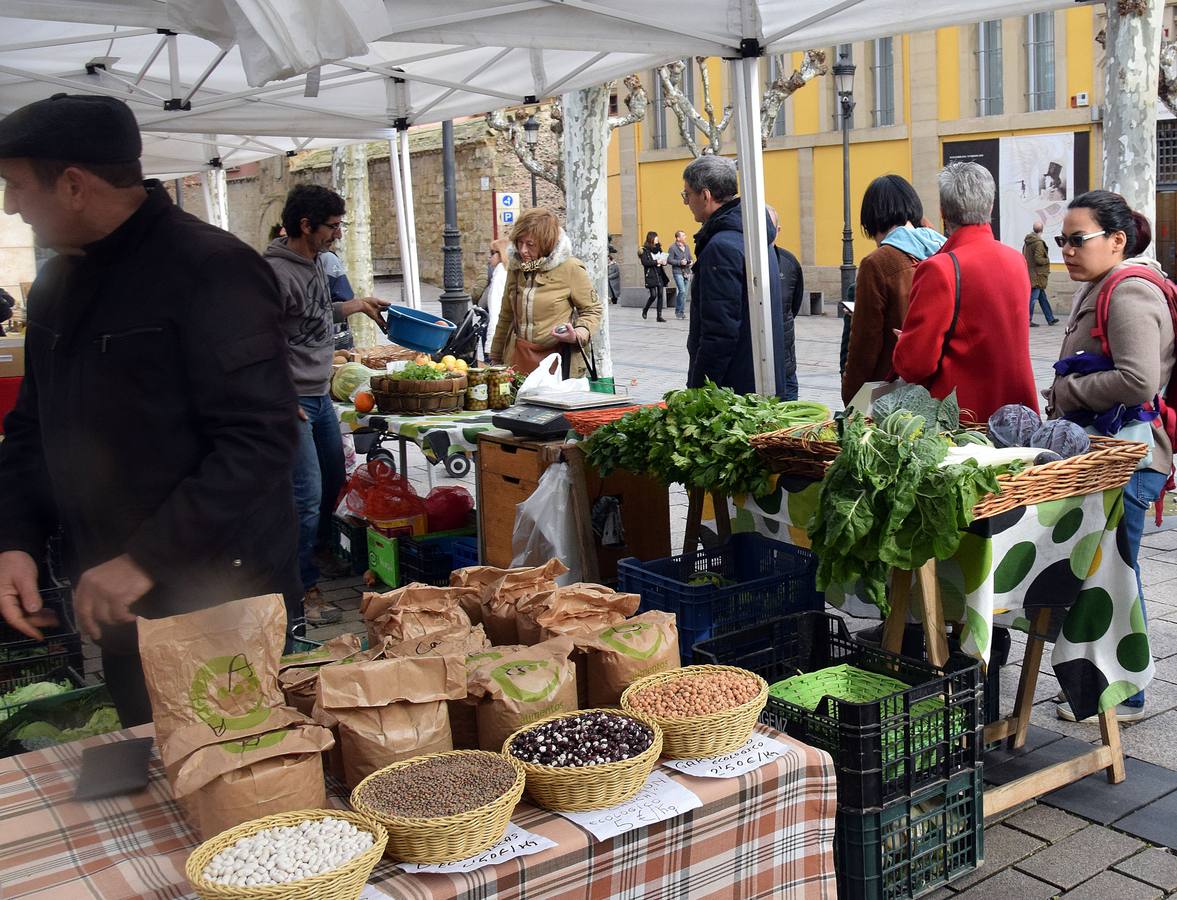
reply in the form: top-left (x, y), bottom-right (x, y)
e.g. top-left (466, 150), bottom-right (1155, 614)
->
top-left (1045, 190), bottom-right (1175, 723)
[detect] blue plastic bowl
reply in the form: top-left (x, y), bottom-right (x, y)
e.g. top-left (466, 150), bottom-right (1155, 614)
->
top-left (386, 306), bottom-right (456, 353)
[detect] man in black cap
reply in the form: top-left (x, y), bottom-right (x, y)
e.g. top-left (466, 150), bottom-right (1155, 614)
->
top-left (0, 94), bottom-right (302, 726)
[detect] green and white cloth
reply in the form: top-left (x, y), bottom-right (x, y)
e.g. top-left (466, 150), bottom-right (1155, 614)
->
top-left (335, 405), bottom-right (507, 464)
top-left (734, 480), bottom-right (1152, 720)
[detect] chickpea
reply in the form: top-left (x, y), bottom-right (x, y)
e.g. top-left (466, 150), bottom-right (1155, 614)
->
top-left (629, 670), bottom-right (760, 719)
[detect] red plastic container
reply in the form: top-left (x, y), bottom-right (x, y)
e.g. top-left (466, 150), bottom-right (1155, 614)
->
top-left (0, 376), bottom-right (21, 434)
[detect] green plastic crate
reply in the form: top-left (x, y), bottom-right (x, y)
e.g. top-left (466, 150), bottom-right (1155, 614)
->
top-left (367, 527), bottom-right (400, 588)
top-left (837, 768), bottom-right (983, 900)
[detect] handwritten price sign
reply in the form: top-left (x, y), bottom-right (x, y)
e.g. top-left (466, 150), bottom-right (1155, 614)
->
top-left (556, 771), bottom-right (702, 842)
top-left (396, 824), bottom-right (556, 874)
top-left (661, 734), bottom-right (789, 779)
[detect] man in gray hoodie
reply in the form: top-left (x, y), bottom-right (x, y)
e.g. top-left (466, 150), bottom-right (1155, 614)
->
top-left (265, 184), bottom-right (388, 627)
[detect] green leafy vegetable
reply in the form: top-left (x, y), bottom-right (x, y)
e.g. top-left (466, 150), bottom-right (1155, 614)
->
top-left (392, 362), bottom-right (445, 381)
top-left (871, 384), bottom-right (961, 432)
top-left (0, 680), bottom-right (72, 721)
top-left (808, 413), bottom-right (1002, 615)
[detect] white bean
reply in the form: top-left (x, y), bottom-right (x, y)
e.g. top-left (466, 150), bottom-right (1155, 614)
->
top-left (201, 817), bottom-right (375, 886)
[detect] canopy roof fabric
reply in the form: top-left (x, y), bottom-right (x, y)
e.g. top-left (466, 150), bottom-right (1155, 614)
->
top-left (0, 0), bottom-right (1083, 176)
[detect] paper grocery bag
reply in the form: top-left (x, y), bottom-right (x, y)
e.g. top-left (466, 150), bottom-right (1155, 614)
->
top-left (278, 634), bottom-right (365, 717)
top-left (468, 636), bottom-right (578, 753)
top-left (137, 594), bottom-right (286, 747)
top-left (360, 584), bottom-right (473, 648)
top-left (529, 583), bottom-right (639, 643)
top-left (316, 655), bottom-right (466, 788)
top-left (585, 611), bottom-right (681, 707)
top-left (451, 566), bottom-right (535, 625)
top-left (481, 560), bottom-right (569, 645)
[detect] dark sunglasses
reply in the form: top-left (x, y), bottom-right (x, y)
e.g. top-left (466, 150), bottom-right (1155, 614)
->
top-left (1054, 230), bottom-right (1106, 249)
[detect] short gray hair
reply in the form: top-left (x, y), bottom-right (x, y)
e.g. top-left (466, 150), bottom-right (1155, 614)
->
top-left (683, 155), bottom-right (738, 202)
top-left (938, 162), bottom-right (995, 227)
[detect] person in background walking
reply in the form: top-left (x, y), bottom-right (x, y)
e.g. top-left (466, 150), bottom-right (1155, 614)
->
top-left (607, 253), bottom-right (621, 305)
top-left (667, 230), bottom-right (693, 320)
top-left (766, 206), bottom-right (804, 401)
top-left (1025, 221), bottom-right (1058, 326)
top-left (640, 231), bottom-right (668, 322)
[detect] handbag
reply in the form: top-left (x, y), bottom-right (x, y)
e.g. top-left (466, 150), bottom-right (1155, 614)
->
top-left (575, 334), bottom-right (615, 394)
top-left (510, 336), bottom-right (551, 376)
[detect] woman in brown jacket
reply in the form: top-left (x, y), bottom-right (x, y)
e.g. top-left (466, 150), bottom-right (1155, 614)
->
top-left (489, 207), bottom-right (603, 377)
top-left (841, 175), bottom-right (945, 406)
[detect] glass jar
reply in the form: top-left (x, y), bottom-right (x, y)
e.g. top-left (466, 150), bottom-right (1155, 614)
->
top-left (487, 366), bottom-right (514, 410)
top-left (466, 368), bottom-right (490, 411)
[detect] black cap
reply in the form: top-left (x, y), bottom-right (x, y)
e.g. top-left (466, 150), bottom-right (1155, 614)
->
top-left (0, 93), bottom-right (142, 163)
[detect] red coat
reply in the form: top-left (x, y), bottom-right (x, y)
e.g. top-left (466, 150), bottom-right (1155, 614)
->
top-left (892, 224), bottom-right (1039, 423)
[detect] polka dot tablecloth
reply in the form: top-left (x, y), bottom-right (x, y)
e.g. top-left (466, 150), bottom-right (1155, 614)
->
top-left (734, 481), bottom-right (1153, 722)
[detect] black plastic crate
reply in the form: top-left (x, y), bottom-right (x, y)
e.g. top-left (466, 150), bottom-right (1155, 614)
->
top-left (692, 611), bottom-right (983, 811)
top-left (837, 768), bottom-right (983, 899)
top-left (617, 533), bottom-right (822, 663)
top-left (0, 588), bottom-right (83, 687)
top-left (330, 515), bottom-right (369, 576)
top-left (399, 529), bottom-right (477, 587)
top-left (0, 665), bottom-right (89, 725)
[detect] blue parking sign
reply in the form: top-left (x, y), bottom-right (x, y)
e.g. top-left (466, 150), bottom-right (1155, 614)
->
top-left (503, 211), bottom-right (514, 223)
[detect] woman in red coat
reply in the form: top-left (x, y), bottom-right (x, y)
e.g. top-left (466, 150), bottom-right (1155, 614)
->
top-left (892, 162), bottom-right (1039, 423)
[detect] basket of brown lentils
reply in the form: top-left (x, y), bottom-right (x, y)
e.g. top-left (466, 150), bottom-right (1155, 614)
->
top-left (621, 665), bottom-right (769, 759)
top-left (348, 750), bottom-right (525, 864)
top-left (502, 709), bottom-right (663, 812)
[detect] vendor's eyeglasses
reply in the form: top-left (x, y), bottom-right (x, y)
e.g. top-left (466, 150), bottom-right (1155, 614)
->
top-left (680, 189), bottom-right (691, 203)
top-left (1054, 230), bottom-right (1107, 248)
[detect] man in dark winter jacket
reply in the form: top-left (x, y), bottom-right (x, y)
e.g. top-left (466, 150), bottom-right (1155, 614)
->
top-left (682, 155), bottom-right (787, 396)
top-left (767, 206), bottom-right (804, 400)
top-left (0, 95), bottom-right (302, 726)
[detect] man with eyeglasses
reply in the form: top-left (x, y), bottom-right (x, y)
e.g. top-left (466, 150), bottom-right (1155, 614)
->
top-left (265, 184), bottom-right (389, 629)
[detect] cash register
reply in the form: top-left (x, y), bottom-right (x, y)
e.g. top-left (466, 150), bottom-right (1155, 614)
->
top-left (492, 390), bottom-right (629, 440)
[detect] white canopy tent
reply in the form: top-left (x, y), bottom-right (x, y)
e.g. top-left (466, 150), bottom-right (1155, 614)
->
top-left (0, 0), bottom-right (1101, 390)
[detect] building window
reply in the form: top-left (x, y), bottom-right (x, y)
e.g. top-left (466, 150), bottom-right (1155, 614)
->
top-left (767, 55), bottom-right (789, 137)
top-left (977, 20), bottom-right (1003, 116)
top-left (871, 37), bottom-right (895, 127)
top-left (1027, 13), bottom-right (1055, 112)
top-left (1159, 119), bottom-right (1177, 185)
top-left (650, 69), bottom-right (667, 150)
top-left (832, 43), bottom-right (854, 130)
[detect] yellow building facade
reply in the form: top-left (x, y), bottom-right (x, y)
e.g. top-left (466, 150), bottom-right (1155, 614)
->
top-left (607, 5), bottom-right (1170, 307)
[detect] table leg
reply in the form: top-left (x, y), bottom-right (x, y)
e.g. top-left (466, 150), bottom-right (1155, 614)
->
top-left (398, 435), bottom-right (409, 481)
top-left (711, 492), bottom-right (732, 543)
top-left (1098, 705), bottom-right (1126, 784)
top-left (684, 487), bottom-right (704, 555)
top-left (563, 444), bottom-right (601, 583)
top-left (881, 569), bottom-right (913, 656)
top-left (914, 560), bottom-right (949, 668)
top-left (1009, 608), bottom-right (1050, 751)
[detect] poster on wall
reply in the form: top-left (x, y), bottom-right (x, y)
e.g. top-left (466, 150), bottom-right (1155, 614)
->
top-left (942, 139), bottom-right (1001, 230)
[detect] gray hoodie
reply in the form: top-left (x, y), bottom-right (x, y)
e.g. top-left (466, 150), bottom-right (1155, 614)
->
top-left (264, 238), bottom-right (345, 396)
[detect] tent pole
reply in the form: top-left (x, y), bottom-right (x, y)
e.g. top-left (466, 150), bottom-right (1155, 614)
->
top-left (729, 54), bottom-right (776, 397)
top-left (399, 127), bottom-right (422, 310)
top-left (388, 137), bottom-right (415, 309)
top-left (200, 172), bottom-right (215, 225)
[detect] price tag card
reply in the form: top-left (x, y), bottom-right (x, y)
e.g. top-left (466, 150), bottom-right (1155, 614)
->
top-left (556, 770), bottom-right (702, 842)
top-left (661, 734), bottom-right (789, 779)
top-left (360, 886), bottom-right (392, 899)
top-left (396, 823), bottom-right (556, 874)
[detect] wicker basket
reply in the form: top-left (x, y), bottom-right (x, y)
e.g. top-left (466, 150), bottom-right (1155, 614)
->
top-left (185, 809), bottom-right (387, 900)
top-left (502, 709), bottom-right (663, 811)
top-left (750, 421), bottom-right (841, 478)
top-left (349, 750), bottom-right (524, 864)
top-left (621, 665), bottom-right (769, 760)
top-left (369, 373), bottom-right (467, 416)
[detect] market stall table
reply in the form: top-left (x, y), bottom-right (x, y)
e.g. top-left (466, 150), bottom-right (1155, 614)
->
top-left (0, 724), bottom-right (837, 899)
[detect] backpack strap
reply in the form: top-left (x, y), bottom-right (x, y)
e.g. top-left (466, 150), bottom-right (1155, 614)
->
top-left (1092, 266), bottom-right (1173, 358)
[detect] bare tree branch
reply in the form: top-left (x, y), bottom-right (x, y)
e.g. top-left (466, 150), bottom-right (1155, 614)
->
top-left (695, 57), bottom-right (730, 152)
top-left (485, 107), bottom-right (564, 192)
top-left (608, 74), bottom-right (649, 129)
top-left (657, 61), bottom-right (702, 156)
top-left (761, 49), bottom-right (828, 144)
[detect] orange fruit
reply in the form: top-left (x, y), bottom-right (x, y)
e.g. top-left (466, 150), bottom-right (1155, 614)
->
top-left (354, 391), bottom-right (376, 414)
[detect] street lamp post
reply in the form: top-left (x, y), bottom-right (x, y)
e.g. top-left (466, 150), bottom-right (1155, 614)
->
top-left (834, 51), bottom-right (857, 305)
top-left (438, 119), bottom-right (471, 323)
top-left (524, 114), bottom-right (540, 206)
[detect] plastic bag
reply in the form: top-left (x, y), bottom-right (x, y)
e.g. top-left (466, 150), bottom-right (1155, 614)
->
top-left (516, 353), bottom-right (589, 401)
top-left (510, 463), bottom-right (580, 584)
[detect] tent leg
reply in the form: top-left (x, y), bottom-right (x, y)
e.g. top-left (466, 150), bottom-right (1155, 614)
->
top-left (399, 128), bottom-right (422, 310)
top-left (388, 137), bottom-right (415, 309)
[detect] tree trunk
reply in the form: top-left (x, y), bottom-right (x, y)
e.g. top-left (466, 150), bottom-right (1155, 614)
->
top-left (1104, 0), bottom-right (1165, 253)
top-left (561, 86), bottom-right (613, 378)
top-left (331, 142), bottom-right (380, 347)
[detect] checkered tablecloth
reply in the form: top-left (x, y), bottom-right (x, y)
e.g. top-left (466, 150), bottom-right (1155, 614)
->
top-left (0, 724), bottom-right (837, 900)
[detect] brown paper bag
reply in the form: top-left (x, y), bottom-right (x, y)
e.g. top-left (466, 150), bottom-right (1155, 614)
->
top-left (468, 637), bottom-right (578, 752)
top-left (481, 560), bottom-right (570, 645)
top-left (524, 583), bottom-right (640, 644)
top-left (316, 655), bottom-right (466, 788)
top-left (137, 594), bottom-right (286, 747)
top-left (278, 634), bottom-right (365, 717)
top-left (585, 611), bottom-right (681, 707)
top-left (360, 584), bottom-right (473, 648)
top-left (450, 566), bottom-right (533, 625)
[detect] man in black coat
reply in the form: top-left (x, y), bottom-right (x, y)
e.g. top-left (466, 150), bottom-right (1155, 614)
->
top-left (0, 95), bottom-right (301, 725)
top-left (766, 206), bottom-right (804, 400)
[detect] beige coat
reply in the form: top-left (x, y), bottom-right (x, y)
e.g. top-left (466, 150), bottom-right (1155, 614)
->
top-left (490, 231), bottom-right (603, 377)
top-left (1044, 257), bottom-right (1176, 475)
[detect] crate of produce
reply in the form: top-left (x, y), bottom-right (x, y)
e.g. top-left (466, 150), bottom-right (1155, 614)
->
top-left (367, 527), bottom-right (401, 588)
top-left (451, 536), bottom-right (479, 569)
top-left (838, 768), bottom-right (983, 900)
top-left (0, 665), bottom-right (90, 729)
top-left (398, 528), bottom-right (478, 587)
top-left (692, 611), bottom-right (983, 812)
top-left (330, 514), bottom-right (370, 576)
top-left (0, 588), bottom-right (83, 686)
top-left (0, 681), bottom-right (119, 756)
top-left (617, 533), bottom-right (822, 663)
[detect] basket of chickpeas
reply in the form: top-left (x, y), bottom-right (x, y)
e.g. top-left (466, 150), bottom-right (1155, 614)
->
top-left (502, 709), bottom-right (663, 812)
top-left (621, 665), bottom-right (769, 759)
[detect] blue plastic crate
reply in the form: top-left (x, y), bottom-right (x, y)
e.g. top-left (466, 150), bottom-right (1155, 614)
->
top-left (617, 533), bottom-right (822, 663)
top-left (451, 537), bottom-right (479, 570)
top-left (399, 529), bottom-right (477, 587)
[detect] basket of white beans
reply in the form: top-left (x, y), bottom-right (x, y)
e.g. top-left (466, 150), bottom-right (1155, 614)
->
top-left (185, 809), bottom-right (387, 900)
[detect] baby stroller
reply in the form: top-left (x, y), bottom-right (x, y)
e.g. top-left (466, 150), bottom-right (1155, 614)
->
top-left (438, 305), bottom-right (489, 366)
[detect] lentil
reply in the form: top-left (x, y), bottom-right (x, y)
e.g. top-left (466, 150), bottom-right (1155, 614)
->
top-left (628, 670), bottom-right (760, 719)
top-left (356, 754), bottom-right (517, 818)
top-left (509, 712), bottom-right (653, 767)
top-left (200, 817), bottom-right (374, 887)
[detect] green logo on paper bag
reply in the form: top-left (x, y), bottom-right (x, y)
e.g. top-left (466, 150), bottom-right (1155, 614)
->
top-left (190, 653), bottom-right (271, 736)
top-left (599, 622), bottom-right (663, 661)
top-left (490, 660), bottom-right (560, 702)
top-left (222, 729), bottom-right (289, 754)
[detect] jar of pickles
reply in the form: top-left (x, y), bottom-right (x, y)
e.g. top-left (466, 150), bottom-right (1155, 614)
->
top-left (487, 366), bottom-right (514, 410)
top-left (466, 368), bottom-right (490, 411)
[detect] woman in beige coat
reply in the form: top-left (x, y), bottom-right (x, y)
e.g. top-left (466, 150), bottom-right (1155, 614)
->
top-left (489, 208), bottom-right (603, 377)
